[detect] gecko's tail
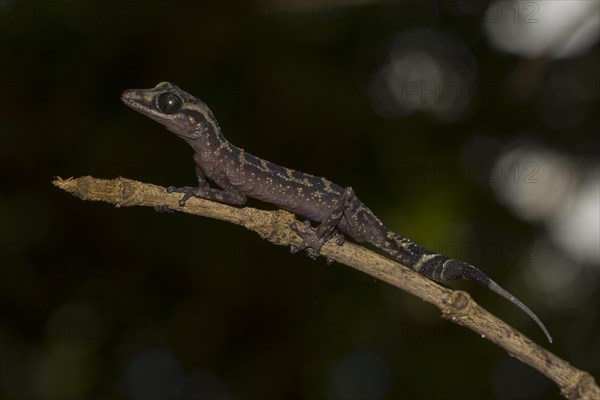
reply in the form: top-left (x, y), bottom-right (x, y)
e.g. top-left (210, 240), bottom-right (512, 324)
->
top-left (441, 259), bottom-right (553, 343)
top-left (370, 228), bottom-right (552, 343)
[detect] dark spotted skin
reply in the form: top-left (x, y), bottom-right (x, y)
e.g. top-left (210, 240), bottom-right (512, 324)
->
top-left (121, 82), bottom-right (552, 343)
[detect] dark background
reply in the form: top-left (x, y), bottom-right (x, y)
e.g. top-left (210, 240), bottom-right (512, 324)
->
top-left (0, 1), bottom-right (598, 399)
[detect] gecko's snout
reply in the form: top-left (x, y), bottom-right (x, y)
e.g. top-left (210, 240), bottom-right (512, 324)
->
top-left (121, 89), bottom-right (149, 112)
top-left (120, 89), bottom-right (136, 105)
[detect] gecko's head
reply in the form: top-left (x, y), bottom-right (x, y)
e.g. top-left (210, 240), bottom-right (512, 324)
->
top-left (121, 82), bottom-right (217, 141)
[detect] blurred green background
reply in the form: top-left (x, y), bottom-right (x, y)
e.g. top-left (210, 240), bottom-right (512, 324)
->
top-left (0, 1), bottom-right (598, 399)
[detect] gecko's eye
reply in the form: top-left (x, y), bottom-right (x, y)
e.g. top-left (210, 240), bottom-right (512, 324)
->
top-left (156, 92), bottom-right (183, 115)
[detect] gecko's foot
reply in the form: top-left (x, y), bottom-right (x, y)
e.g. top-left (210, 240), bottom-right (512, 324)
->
top-left (290, 220), bottom-right (338, 261)
top-left (154, 204), bottom-right (174, 213)
top-left (167, 186), bottom-right (205, 206)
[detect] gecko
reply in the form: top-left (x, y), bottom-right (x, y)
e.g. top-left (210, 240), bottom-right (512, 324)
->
top-left (121, 82), bottom-right (552, 343)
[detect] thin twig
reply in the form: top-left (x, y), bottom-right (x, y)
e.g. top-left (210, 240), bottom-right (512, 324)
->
top-left (52, 175), bottom-right (599, 400)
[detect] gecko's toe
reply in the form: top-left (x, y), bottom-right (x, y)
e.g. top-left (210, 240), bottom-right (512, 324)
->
top-left (154, 204), bottom-right (174, 213)
top-left (178, 193), bottom-right (192, 207)
top-left (306, 248), bottom-right (319, 260)
top-left (335, 232), bottom-right (345, 246)
top-left (290, 223), bottom-right (301, 235)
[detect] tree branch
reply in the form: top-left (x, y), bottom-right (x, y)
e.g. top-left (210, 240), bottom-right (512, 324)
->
top-left (52, 175), bottom-right (599, 400)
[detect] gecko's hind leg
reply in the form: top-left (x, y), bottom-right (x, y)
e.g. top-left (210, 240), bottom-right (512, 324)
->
top-left (290, 220), bottom-right (345, 262)
top-left (290, 187), bottom-right (354, 261)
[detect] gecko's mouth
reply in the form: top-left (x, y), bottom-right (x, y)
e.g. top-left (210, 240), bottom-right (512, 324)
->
top-left (120, 89), bottom-right (143, 109)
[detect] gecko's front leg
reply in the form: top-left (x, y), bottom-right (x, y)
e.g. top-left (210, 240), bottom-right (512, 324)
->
top-left (168, 170), bottom-right (247, 207)
top-left (290, 187), bottom-right (354, 262)
top-left (167, 186), bottom-right (246, 207)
